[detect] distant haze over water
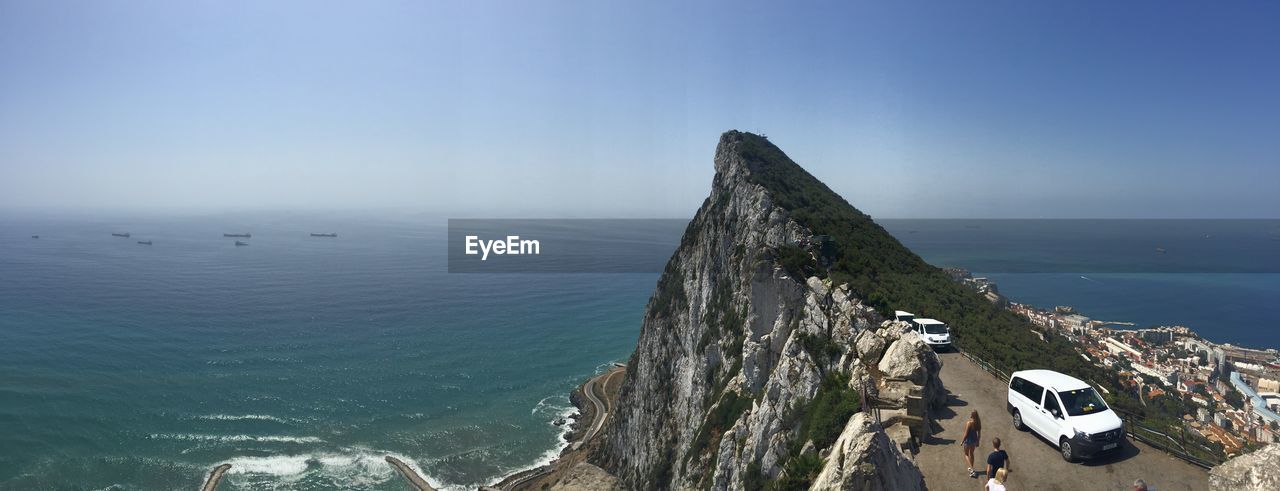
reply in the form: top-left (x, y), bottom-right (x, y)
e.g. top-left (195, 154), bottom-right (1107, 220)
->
top-left (1, 214), bottom-right (1276, 489)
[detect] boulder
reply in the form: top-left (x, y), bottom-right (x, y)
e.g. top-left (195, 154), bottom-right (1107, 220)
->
top-left (877, 332), bottom-right (946, 409)
top-left (1210, 443), bottom-right (1280, 491)
top-left (810, 412), bottom-right (926, 490)
top-left (877, 334), bottom-right (928, 383)
top-left (878, 320), bottom-right (914, 343)
top-left (855, 329), bottom-right (886, 363)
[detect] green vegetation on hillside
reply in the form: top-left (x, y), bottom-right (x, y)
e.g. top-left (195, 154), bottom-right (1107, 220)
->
top-left (726, 130), bottom-right (1208, 455)
top-left (754, 372), bottom-right (861, 491)
top-left (790, 372), bottom-right (861, 451)
top-left (732, 130), bottom-right (1095, 379)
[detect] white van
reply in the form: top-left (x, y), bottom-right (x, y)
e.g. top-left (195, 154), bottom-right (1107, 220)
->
top-left (894, 311), bottom-right (915, 324)
top-left (912, 318), bottom-right (951, 350)
top-left (1007, 370), bottom-right (1125, 462)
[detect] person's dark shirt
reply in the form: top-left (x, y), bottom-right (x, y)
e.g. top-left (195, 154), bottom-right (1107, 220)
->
top-left (986, 449), bottom-right (1009, 478)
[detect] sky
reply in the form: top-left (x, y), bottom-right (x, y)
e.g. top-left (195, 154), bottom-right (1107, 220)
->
top-left (1, 1), bottom-right (1277, 218)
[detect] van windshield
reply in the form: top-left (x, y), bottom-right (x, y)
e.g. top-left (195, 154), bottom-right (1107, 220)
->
top-left (1059, 388), bottom-right (1107, 416)
top-left (923, 324), bottom-right (948, 334)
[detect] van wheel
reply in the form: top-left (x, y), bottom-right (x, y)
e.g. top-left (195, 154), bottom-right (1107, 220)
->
top-left (1060, 438), bottom-right (1075, 462)
top-left (1012, 410), bottom-right (1025, 431)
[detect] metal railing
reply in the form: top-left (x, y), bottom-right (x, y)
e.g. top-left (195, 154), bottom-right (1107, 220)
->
top-left (957, 349), bottom-right (1009, 383)
top-left (861, 382), bottom-right (881, 425)
top-left (952, 346), bottom-right (1224, 469)
top-left (1116, 411), bottom-right (1223, 469)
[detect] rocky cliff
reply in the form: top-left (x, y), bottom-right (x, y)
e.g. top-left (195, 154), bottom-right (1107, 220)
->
top-left (591, 131), bottom-right (944, 490)
top-left (1209, 443), bottom-right (1280, 491)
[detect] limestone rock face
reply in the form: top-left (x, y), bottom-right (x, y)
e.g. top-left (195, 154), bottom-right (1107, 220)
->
top-left (810, 413), bottom-right (926, 491)
top-left (1210, 444), bottom-right (1280, 491)
top-left (854, 329), bottom-right (886, 364)
top-left (549, 463), bottom-right (624, 491)
top-left (590, 132), bottom-right (940, 490)
top-left (879, 320), bottom-right (915, 343)
top-left (877, 331), bottom-right (946, 410)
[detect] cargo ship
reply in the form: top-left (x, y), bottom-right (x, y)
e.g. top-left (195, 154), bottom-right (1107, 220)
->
top-left (224, 233), bottom-right (251, 238)
top-left (234, 241), bottom-right (249, 246)
top-left (137, 240), bottom-right (152, 245)
top-left (112, 232), bottom-right (131, 238)
top-left (310, 233), bottom-right (338, 238)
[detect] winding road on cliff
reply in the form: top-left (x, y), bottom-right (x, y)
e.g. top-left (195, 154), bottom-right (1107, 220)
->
top-left (915, 351), bottom-right (1208, 491)
top-left (575, 366), bottom-right (624, 450)
top-left (498, 365), bottom-right (625, 490)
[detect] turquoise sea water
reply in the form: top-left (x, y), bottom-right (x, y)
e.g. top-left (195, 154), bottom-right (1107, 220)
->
top-left (2, 214), bottom-right (1277, 490)
top-left (880, 219), bottom-right (1280, 350)
top-left (0, 213), bottom-right (653, 490)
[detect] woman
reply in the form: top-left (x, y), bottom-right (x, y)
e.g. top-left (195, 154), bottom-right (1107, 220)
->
top-left (985, 467), bottom-right (1008, 491)
top-left (961, 410), bottom-right (981, 477)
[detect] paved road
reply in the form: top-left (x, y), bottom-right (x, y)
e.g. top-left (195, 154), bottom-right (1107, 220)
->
top-left (575, 366), bottom-right (624, 450)
top-left (916, 352), bottom-right (1208, 491)
top-left (501, 366), bottom-right (625, 490)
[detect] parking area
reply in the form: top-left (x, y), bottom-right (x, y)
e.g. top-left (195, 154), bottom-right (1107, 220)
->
top-left (914, 352), bottom-right (1209, 491)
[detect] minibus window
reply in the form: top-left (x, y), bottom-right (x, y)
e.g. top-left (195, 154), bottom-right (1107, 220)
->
top-left (1044, 392), bottom-right (1063, 418)
top-left (1059, 388), bottom-right (1107, 416)
top-left (1011, 377), bottom-right (1044, 404)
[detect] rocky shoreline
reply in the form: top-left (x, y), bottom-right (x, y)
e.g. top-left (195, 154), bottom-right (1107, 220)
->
top-left (487, 366), bottom-right (624, 490)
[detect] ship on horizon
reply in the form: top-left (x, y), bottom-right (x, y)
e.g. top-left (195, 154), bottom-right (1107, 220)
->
top-left (111, 232), bottom-right (131, 238)
top-left (234, 240), bottom-right (249, 246)
top-left (310, 233), bottom-right (338, 238)
top-left (223, 233), bottom-right (251, 238)
top-left (137, 240), bottom-right (152, 245)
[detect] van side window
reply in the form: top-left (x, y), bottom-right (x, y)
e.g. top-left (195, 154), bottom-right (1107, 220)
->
top-left (1044, 392), bottom-right (1062, 417)
top-left (1011, 377), bottom-right (1044, 405)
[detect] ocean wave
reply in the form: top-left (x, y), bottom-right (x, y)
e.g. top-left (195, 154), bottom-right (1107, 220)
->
top-left (483, 396), bottom-right (580, 487)
top-left (531, 395), bottom-right (558, 415)
top-left (218, 449), bottom-right (441, 490)
top-left (191, 413), bottom-right (294, 424)
top-left (149, 433), bottom-right (323, 444)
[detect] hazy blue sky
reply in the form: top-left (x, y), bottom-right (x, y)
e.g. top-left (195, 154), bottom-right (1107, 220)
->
top-left (1, 1), bottom-right (1277, 218)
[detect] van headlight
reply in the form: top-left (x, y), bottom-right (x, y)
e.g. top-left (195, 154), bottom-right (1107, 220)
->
top-left (1075, 429), bottom-right (1091, 441)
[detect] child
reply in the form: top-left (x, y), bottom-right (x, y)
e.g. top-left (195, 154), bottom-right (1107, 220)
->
top-left (985, 467), bottom-right (1008, 491)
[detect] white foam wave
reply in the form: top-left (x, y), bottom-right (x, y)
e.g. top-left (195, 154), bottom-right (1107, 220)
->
top-left (217, 449), bottom-right (442, 490)
top-left (223, 454), bottom-right (312, 476)
top-left (193, 413), bottom-right (293, 424)
top-left (150, 433), bottom-right (323, 444)
top-left (485, 397), bottom-right (581, 487)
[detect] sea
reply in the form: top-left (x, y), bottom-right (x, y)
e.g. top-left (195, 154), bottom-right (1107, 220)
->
top-left (1, 213), bottom-right (1277, 490)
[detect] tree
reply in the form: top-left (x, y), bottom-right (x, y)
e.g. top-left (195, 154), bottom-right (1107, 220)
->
top-left (1225, 388), bottom-right (1245, 411)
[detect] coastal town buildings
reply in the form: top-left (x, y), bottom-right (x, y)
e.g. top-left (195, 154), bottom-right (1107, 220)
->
top-left (947, 268), bottom-right (1280, 456)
